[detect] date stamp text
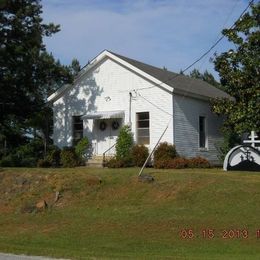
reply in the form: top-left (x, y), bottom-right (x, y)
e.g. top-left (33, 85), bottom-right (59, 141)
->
top-left (179, 228), bottom-right (260, 240)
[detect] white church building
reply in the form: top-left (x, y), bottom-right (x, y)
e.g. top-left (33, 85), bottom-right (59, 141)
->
top-left (47, 50), bottom-right (231, 164)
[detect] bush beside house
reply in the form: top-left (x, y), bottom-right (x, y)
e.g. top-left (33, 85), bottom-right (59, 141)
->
top-left (153, 142), bottom-right (178, 168)
top-left (107, 144), bottom-right (149, 168)
top-left (131, 145), bottom-right (149, 167)
top-left (0, 129), bottom-right (210, 169)
top-left (37, 137), bottom-right (89, 168)
top-left (107, 132), bottom-right (211, 169)
top-left (153, 142), bottom-right (211, 169)
top-left (60, 147), bottom-right (79, 168)
top-left (115, 125), bottom-right (134, 160)
top-left (75, 137), bottom-right (89, 162)
top-left (107, 125), bottom-right (134, 167)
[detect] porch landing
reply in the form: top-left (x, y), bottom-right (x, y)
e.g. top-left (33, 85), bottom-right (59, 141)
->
top-left (86, 156), bottom-right (114, 168)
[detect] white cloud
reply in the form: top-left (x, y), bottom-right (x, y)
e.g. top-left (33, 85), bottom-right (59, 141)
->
top-left (42, 0), bottom-right (246, 76)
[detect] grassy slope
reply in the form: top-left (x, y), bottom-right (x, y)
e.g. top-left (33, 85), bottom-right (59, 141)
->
top-left (0, 167), bottom-right (259, 259)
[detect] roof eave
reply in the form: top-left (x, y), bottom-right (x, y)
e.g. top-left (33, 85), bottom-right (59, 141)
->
top-left (47, 50), bottom-right (175, 102)
top-left (47, 50), bottom-right (232, 102)
top-left (173, 88), bottom-right (232, 101)
top-left (47, 84), bottom-right (72, 103)
top-left (47, 50), bottom-right (112, 103)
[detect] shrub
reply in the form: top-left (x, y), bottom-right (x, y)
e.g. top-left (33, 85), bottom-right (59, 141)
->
top-left (20, 157), bottom-right (37, 167)
top-left (216, 131), bottom-right (241, 162)
top-left (46, 145), bottom-right (61, 167)
top-left (115, 125), bottom-right (133, 161)
top-left (168, 157), bottom-right (189, 169)
top-left (75, 137), bottom-right (89, 159)
top-left (153, 142), bottom-right (177, 168)
top-left (37, 159), bottom-right (51, 168)
top-left (153, 156), bottom-right (210, 169)
top-left (106, 157), bottom-right (124, 168)
top-left (0, 138), bottom-right (46, 167)
top-left (153, 159), bottom-right (169, 169)
top-left (188, 156), bottom-right (211, 168)
top-left (131, 145), bottom-right (149, 167)
top-left (0, 154), bottom-right (20, 167)
top-left (16, 138), bottom-right (44, 163)
top-left (153, 157), bottom-right (188, 169)
top-left (60, 147), bottom-right (79, 167)
top-left (106, 156), bottom-right (134, 168)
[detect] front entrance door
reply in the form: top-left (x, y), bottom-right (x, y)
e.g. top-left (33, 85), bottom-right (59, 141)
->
top-left (93, 119), bottom-right (121, 155)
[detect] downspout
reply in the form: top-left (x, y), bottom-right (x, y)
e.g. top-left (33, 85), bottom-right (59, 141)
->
top-left (129, 92), bottom-right (132, 128)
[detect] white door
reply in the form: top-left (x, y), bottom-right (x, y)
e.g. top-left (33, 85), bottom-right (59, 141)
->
top-left (93, 119), bottom-right (121, 155)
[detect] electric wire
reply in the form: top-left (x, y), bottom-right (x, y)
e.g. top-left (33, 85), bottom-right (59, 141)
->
top-left (132, 0), bottom-right (254, 93)
top-left (190, 0), bottom-right (241, 74)
top-left (138, 93), bottom-right (173, 117)
top-left (137, 0), bottom-right (254, 175)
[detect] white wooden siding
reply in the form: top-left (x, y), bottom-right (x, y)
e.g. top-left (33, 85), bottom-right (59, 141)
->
top-left (173, 94), bottom-right (223, 164)
top-left (53, 57), bottom-right (173, 154)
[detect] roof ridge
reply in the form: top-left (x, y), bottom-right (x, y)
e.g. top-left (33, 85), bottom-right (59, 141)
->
top-left (48, 50), bottom-right (231, 103)
top-left (108, 50), bottom-right (218, 87)
top-left (107, 50), bottom-right (231, 100)
top-left (109, 50), bottom-right (179, 76)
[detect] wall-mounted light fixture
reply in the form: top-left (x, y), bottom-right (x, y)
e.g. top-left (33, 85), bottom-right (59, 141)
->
top-left (105, 96), bottom-right (111, 102)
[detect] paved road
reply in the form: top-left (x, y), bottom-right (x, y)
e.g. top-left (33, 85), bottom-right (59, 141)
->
top-left (0, 253), bottom-right (68, 260)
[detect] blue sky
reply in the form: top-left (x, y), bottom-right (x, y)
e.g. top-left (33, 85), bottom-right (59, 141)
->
top-left (42, 0), bottom-right (249, 78)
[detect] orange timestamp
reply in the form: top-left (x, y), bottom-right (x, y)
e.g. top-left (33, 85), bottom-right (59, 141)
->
top-left (179, 228), bottom-right (260, 239)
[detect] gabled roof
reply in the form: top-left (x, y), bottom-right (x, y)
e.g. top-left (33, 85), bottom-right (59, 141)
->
top-left (110, 51), bottom-right (231, 100)
top-left (47, 50), bottom-right (231, 102)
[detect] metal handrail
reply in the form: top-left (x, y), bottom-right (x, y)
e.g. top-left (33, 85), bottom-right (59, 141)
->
top-left (102, 143), bottom-right (116, 166)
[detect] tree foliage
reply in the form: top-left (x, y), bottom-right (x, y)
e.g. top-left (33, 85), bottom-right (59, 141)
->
top-left (212, 3), bottom-right (260, 134)
top-left (115, 125), bottom-right (134, 160)
top-left (0, 0), bottom-right (80, 155)
top-left (189, 69), bottom-right (220, 88)
top-left (0, 1), bottom-right (66, 120)
top-left (70, 58), bottom-right (81, 77)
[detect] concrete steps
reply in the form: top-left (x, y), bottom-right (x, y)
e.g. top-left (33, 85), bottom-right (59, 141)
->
top-left (86, 156), bottom-right (104, 168)
top-left (86, 155), bottom-right (115, 168)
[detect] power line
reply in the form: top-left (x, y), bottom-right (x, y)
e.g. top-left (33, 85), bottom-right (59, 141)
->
top-left (136, 0), bottom-right (255, 114)
top-left (138, 93), bottom-right (173, 117)
top-left (180, 0), bottom-right (253, 73)
top-left (190, 0), bottom-right (240, 75)
top-left (133, 0), bottom-right (254, 92)
top-left (137, 0), bottom-right (255, 177)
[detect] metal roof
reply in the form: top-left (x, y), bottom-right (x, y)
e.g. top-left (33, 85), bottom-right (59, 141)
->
top-left (81, 110), bottom-right (125, 120)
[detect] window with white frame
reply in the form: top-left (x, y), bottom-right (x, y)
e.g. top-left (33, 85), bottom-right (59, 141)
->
top-left (199, 116), bottom-right (207, 148)
top-left (73, 116), bottom-right (83, 145)
top-left (136, 112), bottom-right (150, 145)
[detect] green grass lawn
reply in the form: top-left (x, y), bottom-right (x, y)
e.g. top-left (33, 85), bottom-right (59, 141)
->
top-left (0, 167), bottom-right (259, 259)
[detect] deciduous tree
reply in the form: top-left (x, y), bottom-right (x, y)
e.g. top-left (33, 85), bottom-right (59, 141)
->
top-left (212, 2), bottom-right (260, 135)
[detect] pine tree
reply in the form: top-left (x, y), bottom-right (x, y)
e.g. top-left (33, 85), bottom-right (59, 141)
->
top-left (0, 0), bottom-right (74, 151)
